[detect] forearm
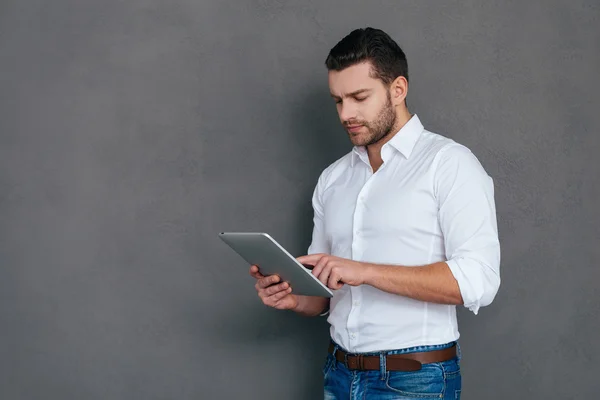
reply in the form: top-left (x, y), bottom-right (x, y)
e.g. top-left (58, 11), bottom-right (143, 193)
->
top-left (362, 261), bottom-right (463, 305)
top-left (293, 295), bottom-right (330, 317)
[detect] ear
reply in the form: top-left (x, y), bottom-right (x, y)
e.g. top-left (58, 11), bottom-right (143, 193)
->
top-left (390, 76), bottom-right (408, 107)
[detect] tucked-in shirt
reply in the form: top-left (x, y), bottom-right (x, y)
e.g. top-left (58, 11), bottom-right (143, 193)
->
top-left (307, 114), bottom-right (500, 353)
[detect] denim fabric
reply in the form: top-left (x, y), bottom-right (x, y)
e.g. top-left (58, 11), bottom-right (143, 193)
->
top-left (322, 341), bottom-right (462, 399)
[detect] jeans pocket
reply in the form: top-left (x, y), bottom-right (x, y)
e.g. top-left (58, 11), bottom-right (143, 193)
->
top-left (321, 354), bottom-right (334, 379)
top-left (385, 363), bottom-right (444, 398)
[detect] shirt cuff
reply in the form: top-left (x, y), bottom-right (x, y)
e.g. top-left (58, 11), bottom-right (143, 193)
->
top-left (446, 258), bottom-right (482, 315)
top-left (318, 304), bottom-right (330, 317)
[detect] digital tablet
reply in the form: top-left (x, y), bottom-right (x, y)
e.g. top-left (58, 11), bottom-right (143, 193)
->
top-left (218, 232), bottom-right (333, 298)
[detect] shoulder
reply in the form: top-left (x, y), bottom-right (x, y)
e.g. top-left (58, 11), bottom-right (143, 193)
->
top-left (315, 151), bottom-right (353, 188)
top-left (418, 130), bottom-right (486, 174)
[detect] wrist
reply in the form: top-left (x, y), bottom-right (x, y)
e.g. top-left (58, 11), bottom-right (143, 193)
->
top-left (361, 262), bottom-right (377, 286)
top-left (292, 296), bottom-right (329, 317)
top-left (291, 296), bottom-right (305, 314)
top-left (318, 303), bottom-right (330, 317)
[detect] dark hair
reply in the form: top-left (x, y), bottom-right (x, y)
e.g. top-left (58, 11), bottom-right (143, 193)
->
top-left (325, 28), bottom-right (408, 86)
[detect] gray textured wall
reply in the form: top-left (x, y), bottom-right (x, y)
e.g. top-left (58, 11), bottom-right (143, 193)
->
top-left (1, 1), bottom-right (599, 399)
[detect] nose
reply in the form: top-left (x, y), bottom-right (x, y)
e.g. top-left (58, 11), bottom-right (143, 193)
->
top-left (338, 102), bottom-right (357, 124)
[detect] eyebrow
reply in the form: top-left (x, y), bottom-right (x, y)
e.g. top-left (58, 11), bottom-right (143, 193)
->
top-left (330, 89), bottom-right (372, 99)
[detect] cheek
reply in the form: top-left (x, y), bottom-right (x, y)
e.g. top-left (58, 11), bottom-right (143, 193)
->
top-left (367, 98), bottom-right (388, 120)
top-left (362, 104), bottom-right (379, 122)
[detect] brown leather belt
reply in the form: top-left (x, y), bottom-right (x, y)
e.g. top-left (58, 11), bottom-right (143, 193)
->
top-left (328, 342), bottom-right (457, 372)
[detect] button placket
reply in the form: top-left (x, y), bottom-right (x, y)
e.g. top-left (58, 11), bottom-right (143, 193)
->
top-left (352, 173), bottom-right (374, 255)
top-left (346, 285), bottom-right (362, 349)
top-left (348, 165), bottom-right (373, 350)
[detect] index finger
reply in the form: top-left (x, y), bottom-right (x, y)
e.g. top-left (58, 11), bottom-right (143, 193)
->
top-left (296, 254), bottom-right (323, 267)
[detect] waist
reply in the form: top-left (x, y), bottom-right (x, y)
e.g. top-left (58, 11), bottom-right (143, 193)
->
top-left (328, 295), bottom-right (459, 352)
top-left (328, 341), bottom-right (458, 372)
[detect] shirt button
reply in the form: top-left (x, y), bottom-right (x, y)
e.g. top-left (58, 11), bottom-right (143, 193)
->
top-left (353, 301), bottom-right (360, 306)
top-left (350, 333), bottom-right (356, 339)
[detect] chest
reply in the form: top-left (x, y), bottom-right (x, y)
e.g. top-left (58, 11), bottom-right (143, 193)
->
top-left (321, 159), bottom-right (438, 239)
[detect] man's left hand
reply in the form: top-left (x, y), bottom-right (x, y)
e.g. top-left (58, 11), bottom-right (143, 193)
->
top-left (296, 254), bottom-right (368, 290)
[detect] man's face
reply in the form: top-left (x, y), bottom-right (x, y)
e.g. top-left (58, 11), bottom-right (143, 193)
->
top-left (328, 62), bottom-right (397, 147)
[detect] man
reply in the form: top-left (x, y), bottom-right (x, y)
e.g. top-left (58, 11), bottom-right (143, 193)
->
top-left (250, 27), bottom-right (500, 399)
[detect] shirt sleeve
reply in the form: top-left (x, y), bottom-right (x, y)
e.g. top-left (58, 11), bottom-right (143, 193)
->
top-left (434, 144), bottom-right (501, 314)
top-left (307, 171), bottom-right (330, 255)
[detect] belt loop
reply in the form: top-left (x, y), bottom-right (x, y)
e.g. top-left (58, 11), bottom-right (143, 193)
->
top-left (379, 352), bottom-right (387, 380)
top-left (343, 350), bottom-right (349, 369)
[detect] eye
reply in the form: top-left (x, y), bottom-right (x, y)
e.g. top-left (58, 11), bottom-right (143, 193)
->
top-left (334, 99), bottom-right (342, 105)
top-left (355, 97), bottom-right (367, 102)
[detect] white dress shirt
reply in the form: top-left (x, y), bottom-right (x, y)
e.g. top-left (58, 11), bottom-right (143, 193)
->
top-left (307, 114), bottom-right (500, 353)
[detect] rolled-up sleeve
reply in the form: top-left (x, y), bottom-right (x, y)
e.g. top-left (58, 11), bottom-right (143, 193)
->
top-left (434, 144), bottom-right (501, 314)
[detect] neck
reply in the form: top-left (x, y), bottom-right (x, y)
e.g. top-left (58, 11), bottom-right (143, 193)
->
top-left (366, 107), bottom-right (412, 172)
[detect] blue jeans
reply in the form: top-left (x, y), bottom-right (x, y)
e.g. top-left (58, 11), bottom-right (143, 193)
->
top-left (322, 341), bottom-right (462, 399)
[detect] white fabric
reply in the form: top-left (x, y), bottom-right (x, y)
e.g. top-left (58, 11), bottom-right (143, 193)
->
top-left (307, 114), bottom-right (500, 353)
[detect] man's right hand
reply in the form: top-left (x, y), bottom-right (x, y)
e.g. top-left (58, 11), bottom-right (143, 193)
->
top-left (250, 265), bottom-right (299, 310)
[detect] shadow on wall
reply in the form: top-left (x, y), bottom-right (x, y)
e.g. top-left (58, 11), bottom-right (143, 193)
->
top-left (196, 84), bottom-right (347, 398)
top-left (204, 84), bottom-right (346, 344)
top-left (290, 83), bottom-right (350, 255)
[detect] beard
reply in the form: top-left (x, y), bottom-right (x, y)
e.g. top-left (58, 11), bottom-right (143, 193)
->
top-left (344, 94), bottom-right (397, 147)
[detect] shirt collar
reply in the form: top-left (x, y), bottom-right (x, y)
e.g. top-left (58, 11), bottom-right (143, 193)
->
top-left (351, 114), bottom-right (424, 167)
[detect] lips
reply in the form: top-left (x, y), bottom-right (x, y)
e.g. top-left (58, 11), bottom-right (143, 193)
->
top-left (346, 125), bottom-right (364, 133)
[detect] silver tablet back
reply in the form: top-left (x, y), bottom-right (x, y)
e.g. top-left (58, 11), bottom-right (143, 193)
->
top-left (219, 232), bottom-right (333, 298)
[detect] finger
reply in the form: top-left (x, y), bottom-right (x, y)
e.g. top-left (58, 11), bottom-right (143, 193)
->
top-left (297, 254), bottom-right (323, 267)
top-left (270, 287), bottom-right (292, 303)
top-left (249, 265), bottom-right (264, 279)
top-left (317, 264), bottom-right (332, 287)
top-left (263, 287), bottom-right (290, 307)
top-left (273, 291), bottom-right (295, 309)
top-left (258, 283), bottom-right (285, 301)
top-left (328, 269), bottom-right (343, 290)
top-left (265, 282), bottom-right (289, 296)
top-left (312, 256), bottom-right (329, 280)
top-left (257, 275), bottom-right (280, 289)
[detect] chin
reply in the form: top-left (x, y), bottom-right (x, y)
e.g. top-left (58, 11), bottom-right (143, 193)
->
top-left (349, 138), bottom-right (363, 146)
top-left (351, 137), bottom-right (374, 147)
top-left (347, 133), bottom-right (368, 147)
